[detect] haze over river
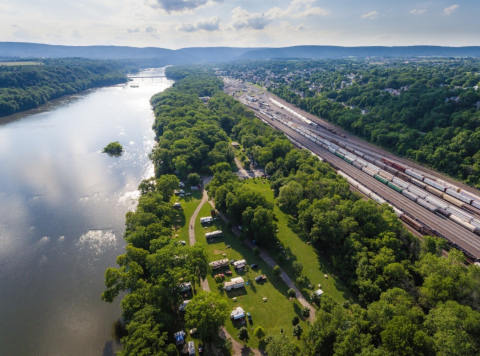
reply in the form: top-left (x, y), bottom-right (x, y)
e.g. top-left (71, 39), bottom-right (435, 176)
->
top-left (0, 68), bottom-right (171, 356)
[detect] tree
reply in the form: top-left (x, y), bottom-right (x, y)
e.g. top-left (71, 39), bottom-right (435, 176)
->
top-left (254, 326), bottom-right (266, 340)
top-left (301, 306), bottom-right (310, 318)
top-left (288, 288), bottom-right (296, 299)
top-left (156, 175), bottom-right (179, 202)
top-left (184, 292), bottom-right (229, 343)
top-left (187, 173), bottom-right (201, 186)
top-left (241, 206), bottom-right (277, 246)
top-left (273, 265), bottom-right (281, 276)
top-left (292, 316), bottom-right (299, 326)
top-left (237, 326), bottom-right (249, 342)
top-left (253, 246), bottom-right (260, 257)
top-left (265, 335), bottom-right (301, 356)
top-left (103, 141), bottom-right (123, 156)
top-left (277, 181), bottom-right (304, 214)
top-left (293, 324), bottom-right (303, 338)
top-left (292, 261), bottom-right (303, 276)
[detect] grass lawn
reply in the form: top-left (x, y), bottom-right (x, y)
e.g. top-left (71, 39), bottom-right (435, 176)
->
top-left (244, 179), bottom-right (356, 305)
top-left (194, 202), bottom-right (307, 349)
top-left (170, 184), bottom-right (203, 246)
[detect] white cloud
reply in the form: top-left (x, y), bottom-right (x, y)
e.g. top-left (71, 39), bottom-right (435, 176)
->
top-left (150, 0), bottom-right (224, 14)
top-left (410, 9), bottom-right (426, 15)
top-left (145, 26), bottom-right (157, 33)
top-left (178, 16), bottom-right (221, 32)
top-left (361, 11), bottom-right (378, 20)
top-left (230, 0), bottom-right (328, 31)
top-left (443, 4), bottom-right (459, 15)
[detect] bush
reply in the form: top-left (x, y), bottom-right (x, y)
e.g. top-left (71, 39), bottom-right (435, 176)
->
top-left (254, 326), bottom-right (266, 340)
top-left (187, 173), bottom-right (201, 185)
top-left (237, 326), bottom-right (249, 342)
top-left (292, 261), bottom-right (303, 276)
top-left (253, 246), bottom-right (260, 257)
top-left (287, 288), bottom-right (296, 298)
top-left (273, 265), bottom-right (281, 276)
top-left (296, 275), bottom-right (308, 287)
top-left (276, 253), bottom-right (285, 264)
top-left (301, 306), bottom-right (310, 318)
top-left (103, 141), bottom-right (123, 156)
top-left (293, 324), bottom-right (303, 338)
top-left (292, 316), bottom-right (299, 326)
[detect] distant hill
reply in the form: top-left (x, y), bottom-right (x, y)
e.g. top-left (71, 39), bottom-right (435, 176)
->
top-left (2, 42), bottom-right (480, 64)
top-left (239, 45), bottom-right (480, 59)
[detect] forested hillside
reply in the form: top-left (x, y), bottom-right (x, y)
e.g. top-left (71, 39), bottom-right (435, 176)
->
top-left (104, 68), bottom-right (480, 355)
top-left (223, 59), bottom-right (480, 187)
top-left (0, 59), bottom-right (127, 117)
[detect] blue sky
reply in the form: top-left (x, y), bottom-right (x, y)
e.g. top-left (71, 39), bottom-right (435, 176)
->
top-left (1, 0), bottom-right (479, 48)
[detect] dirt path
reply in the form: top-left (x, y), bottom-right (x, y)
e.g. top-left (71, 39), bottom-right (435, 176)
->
top-left (210, 201), bottom-right (316, 323)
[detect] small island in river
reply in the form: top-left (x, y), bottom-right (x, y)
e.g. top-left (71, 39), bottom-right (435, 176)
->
top-left (103, 141), bottom-right (123, 156)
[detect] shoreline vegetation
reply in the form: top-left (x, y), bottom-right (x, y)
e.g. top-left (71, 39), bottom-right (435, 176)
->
top-left (0, 58), bottom-right (127, 117)
top-left (102, 141), bottom-right (123, 156)
top-left (103, 67), bottom-right (480, 356)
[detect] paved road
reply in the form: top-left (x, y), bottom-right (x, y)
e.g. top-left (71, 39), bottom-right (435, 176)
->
top-left (235, 157), bottom-right (265, 179)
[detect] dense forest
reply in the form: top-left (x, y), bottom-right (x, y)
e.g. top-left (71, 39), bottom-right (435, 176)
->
top-left (103, 68), bottom-right (480, 355)
top-left (221, 59), bottom-right (480, 188)
top-left (0, 58), bottom-right (127, 117)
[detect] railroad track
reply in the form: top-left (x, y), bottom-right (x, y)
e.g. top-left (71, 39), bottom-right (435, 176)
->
top-left (258, 112), bottom-right (480, 259)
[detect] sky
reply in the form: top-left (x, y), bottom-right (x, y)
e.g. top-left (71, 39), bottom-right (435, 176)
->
top-left (1, 0), bottom-right (479, 49)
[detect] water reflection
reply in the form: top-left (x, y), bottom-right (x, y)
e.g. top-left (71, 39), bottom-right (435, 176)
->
top-left (0, 68), bottom-right (171, 356)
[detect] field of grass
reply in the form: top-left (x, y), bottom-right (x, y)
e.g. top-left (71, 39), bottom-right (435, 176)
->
top-left (244, 179), bottom-right (356, 304)
top-left (195, 203), bottom-right (307, 349)
top-left (170, 184), bottom-right (203, 246)
top-left (0, 61), bottom-right (42, 66)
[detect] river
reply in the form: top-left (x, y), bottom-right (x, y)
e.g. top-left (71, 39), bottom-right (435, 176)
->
top-left (0, 68), bottom-right (172, 356)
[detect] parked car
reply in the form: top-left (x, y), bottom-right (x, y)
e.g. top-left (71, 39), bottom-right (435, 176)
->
top-left (225, 270), bottom-right (232, 275)
top-left (229, 259), bottom-right (236, 265)
top-left (179, 240), bottom-right (186, 246)
top-left (198, 344), bottom-right (204, 353)
top-left (250, 263), bottom-right (258, 268)
top-left (255, 275), bottom-right (267, 282)
top-left (247, 312), bottom-right (252, 321)
top-left (189, 328), bottom-right (198, 335)
top-left (185, 193), bottom-right (191, 196)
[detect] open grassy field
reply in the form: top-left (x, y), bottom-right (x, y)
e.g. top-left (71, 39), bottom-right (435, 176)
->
top-left (170, 184), bottom-right (203, 246)
top-left (0, 61), bottom-right (42, 66)
top-left (244, 179), bottom-right (356, 304)
top-left (195, 202), bottom-right (307, 349)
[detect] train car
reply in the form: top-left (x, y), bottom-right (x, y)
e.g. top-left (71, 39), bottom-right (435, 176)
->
top-left (425, 185), bottom-right (444, 198)
top-left (445, 188), bottom-right (472, 204)
top-left (344, 156), bottom-right (353, 164)
top-left (328, 147), bottom-right (336, 154)
top-left (337, 170), bottom-right (349, 179)
top-left (369, 192), bottom-right (386, 205)
top-left (471, 219), bottom-right (480, 229)
top-left (334, 151), bottom-right (344, 159)
top-left (362, 166), bottom-right (377, 177)
top-left (392, 162), bottom-right (407, 173)
top-left (405, 168), bottom-right (424, 181)
top-left (345, 145), bottom-right (355, 152)
top-left (395, 172), bottom-right (411, 182)
top-left (400, 214), bottom-right (423, 231)
top-left (447, 207), bottom-right (474, 222)
top-left (402, 190), bottom-right (418, 202)
top-left (424, 177), bottom-right (447, 192)
top-left (410, 178), bottom-right (427, 189)
top-left (330, 144), bottom-right (339, 151)
top-left (381, 158), bottom-right (394, 166)
top-left (460, 191), bottom-right (480, 205)
top-left (392, 177), bottom-right (410, 190)
top-left (437, 179), bottom-right (460, 192)
top-left (353, 149), bottom-right (364, 157)
top-left (417, 199), bottom-right (438, 213)
top-left (374, 160), bottom-right (387, 170)
top-left (449, 214), bottom-right (479, 234)
top-left (461, 204), bottom-right (480, 216)
top-left (356, 158), bottom-right (369, 167)
top-left (392, 206), bottom-right (404, 217)
top-left (363, 155), bottom-right (376, 164)
top-left (436, 208), bottom-right (452, 218)
top-left (347, 177), bottom-right (359, 188)
top-left (353, 161), bottom-right (365, 170)
top-left (374, 174), bottom-right (389, 185)
top-left (321, 143), bottom-right (329, 150)
top-left (378, 170), bottom-right (394, 181)
top-left (337, 141), bottom-right (346, 148)
top-left (443, 193), bottom-right (464, 208)
top-left (385, 165), bottom-right (398, 175)
top-left (387, 181), bottom-right (403, 193)
top-left (357, 184), bottom-right (372, 196)
top-left (330, 139), bottom-right (339, 145)
top-left (366, 163), bottom-right (380, 172)
top-left (338, 148), bottom-right (348, 155)
top-left (425, 195), bottom-right (449, 210)
top-left (408, 186), bottom-right (428, 199)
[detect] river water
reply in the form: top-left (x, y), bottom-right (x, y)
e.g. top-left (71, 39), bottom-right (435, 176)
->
top-left (0, 68), bottom-right (172, 356)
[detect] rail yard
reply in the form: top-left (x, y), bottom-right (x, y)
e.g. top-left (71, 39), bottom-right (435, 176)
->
top-left (224, 78), bottom-right (480, 263)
